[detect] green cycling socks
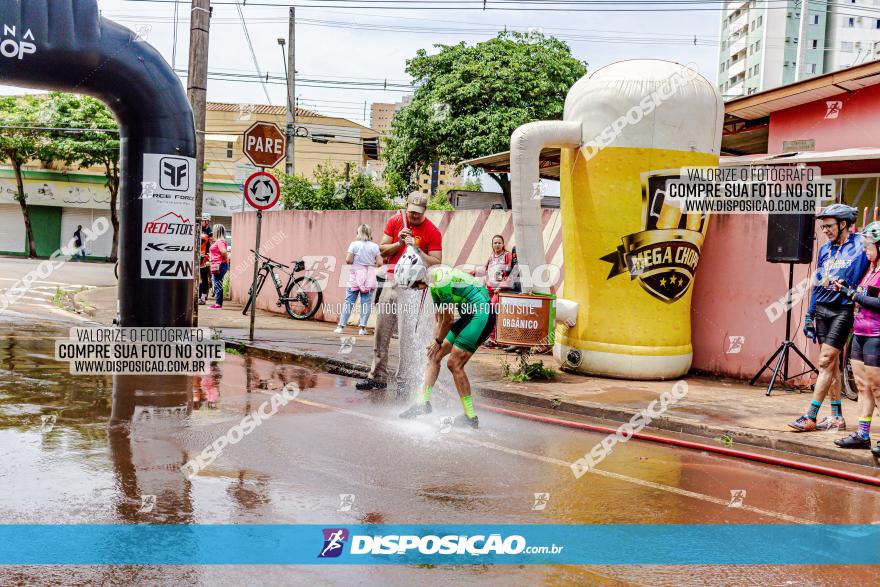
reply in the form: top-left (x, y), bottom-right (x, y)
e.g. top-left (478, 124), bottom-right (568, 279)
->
top-left (461, 395), bottom-right (475, 419)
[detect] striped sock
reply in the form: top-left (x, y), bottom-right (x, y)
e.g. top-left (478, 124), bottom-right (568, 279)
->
top-left (461, 395), bottom-right (475, 419)
top-left (807, 400), bottom-right (822, 421)
top-left (830, 400), bottom-right (843, 419)
top-left (421, 384), bottom-right (433, 404)
top-left (858, 417), bottom-right (872, 440)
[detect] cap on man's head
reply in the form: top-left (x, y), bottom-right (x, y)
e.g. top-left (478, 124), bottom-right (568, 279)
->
top-left (406, 191), bottom-right (428, 214)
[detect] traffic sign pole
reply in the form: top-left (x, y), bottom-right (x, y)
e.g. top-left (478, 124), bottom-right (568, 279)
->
top-left (249, 206), bottom-right (263, 342)
top-left (241, 122), bottom-right (285, 341)
top-left (242, 169), bottom-right (282, 342)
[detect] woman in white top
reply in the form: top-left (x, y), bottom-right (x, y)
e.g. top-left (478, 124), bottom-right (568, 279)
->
top-left (336, 223), bottom-right (383, 335)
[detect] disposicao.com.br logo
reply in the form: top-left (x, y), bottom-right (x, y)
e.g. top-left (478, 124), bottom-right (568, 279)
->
top-left (319, 528), bottom-right (563, 558)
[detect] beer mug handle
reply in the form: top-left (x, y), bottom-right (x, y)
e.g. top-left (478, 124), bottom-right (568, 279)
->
top-left (649, 188), bottom-right (667, 220)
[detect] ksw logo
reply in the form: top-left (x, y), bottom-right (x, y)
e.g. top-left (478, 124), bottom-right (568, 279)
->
top-left (144, 212), bottom-right (193, 236)
top-left (160, 157), bottom-right (189, 191)
top-left (145, 243), bottom-right (194, 252)
top-left (1, 25), bottom-right (36, 61)
top-left (145, 260), bottom-right (193, 278)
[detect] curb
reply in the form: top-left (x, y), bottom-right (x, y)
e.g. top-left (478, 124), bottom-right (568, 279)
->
top-left (223, 338), bottom-right (370, 379)
top-left (223, 337), bottom-right (878, 469)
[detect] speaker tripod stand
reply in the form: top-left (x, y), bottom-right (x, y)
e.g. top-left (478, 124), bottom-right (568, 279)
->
top-left (750, 263), bottom-right (818, 395)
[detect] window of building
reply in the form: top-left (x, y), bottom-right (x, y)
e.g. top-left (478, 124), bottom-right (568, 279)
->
top-left (754, 63), bottom-right (760, 75)
top-left (757, 15), bottom-right (762, 27)
top-left (810, 63), bottom-right (817, 74)
top-left (422, 189), bottom-right (428, 194)
top-left (848, 17), bottom-right (855, 27)
top-left (756, 40), bottom-right (761, 50)
top-left (813, 14), bottom-right (820, 25)
top-left (794, 37), bottom-right (799, 44)
top-left (226, 142), bottom-right (233, 159)
top-left (812, 39), bottom-right (818, 49)
top-left (842, 41), bottom-right (854, 51)
top-left (876, 19), bottom-right (880, 29)
top-left (750, 21), bottom-right (755, 32)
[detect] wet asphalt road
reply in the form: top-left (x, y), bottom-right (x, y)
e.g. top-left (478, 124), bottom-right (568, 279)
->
top-left (1, 319), bottom-right (880, 586)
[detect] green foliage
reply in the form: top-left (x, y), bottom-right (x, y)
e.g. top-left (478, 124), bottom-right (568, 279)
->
top-left (460, 179), bottom-right (482, 192)
top-left (384, 31), bottom-right (586, 194)
top-left (427, 189), bottom-right (453, 210)
top-left (382, 168), bottom-right (409, 201)
top-left (275, 171), bottom-right (316, 210)
top-left (42, 93), bottom-right (121, 259)
top-left (502, 352), bottom-right (557, 382)
top-left (0, 95), bottom-right (54, 201)
top-left (43, 93), bottom-right (119, 172)
top-left (275, 162), bottom-right (394, 211)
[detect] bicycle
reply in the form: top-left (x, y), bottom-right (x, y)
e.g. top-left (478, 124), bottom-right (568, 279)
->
top-left (841, 333), bottom-right (859, 401)
top-left (243, 250), bottom-right (323, 320)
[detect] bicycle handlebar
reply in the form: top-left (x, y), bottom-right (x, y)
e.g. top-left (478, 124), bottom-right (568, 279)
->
top-left (249, 249), bottom-right (289, 269)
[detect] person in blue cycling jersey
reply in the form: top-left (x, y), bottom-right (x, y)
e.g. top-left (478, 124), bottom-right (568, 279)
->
top-left (790, 204), bottom-right (869, 432)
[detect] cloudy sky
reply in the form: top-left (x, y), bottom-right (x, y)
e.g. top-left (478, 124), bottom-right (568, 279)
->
top-left (1, 0), bottom-right (723, 126)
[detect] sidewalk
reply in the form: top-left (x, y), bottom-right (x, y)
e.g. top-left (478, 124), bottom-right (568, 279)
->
top-left (80, 286), bottom-right (880, 470)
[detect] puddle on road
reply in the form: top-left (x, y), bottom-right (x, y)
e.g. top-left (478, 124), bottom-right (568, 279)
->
top-left (3, 324), bottom-right (880, 585)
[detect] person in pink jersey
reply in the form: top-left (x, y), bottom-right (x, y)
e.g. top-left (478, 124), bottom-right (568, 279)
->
top-left (832, 221), bottom-right (880, 456)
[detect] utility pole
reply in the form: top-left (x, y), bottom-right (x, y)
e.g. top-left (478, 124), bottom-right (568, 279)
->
top-left (284, 7), bottom-right (296, 176)
top-left (188, 0), bottom-right (211, 325)
top-left (794, 0), bottom-right (809, 81)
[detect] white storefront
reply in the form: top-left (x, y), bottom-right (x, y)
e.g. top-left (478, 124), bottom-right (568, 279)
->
top-left (0, 170), bottom-right (245, 256)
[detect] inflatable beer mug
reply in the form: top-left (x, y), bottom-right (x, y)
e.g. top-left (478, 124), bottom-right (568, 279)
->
top-left (552, 60), bottom-right (722, 379)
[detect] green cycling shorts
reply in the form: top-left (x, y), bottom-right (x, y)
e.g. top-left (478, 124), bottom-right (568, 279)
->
top-left (444, 307), bottom-right (497, 354)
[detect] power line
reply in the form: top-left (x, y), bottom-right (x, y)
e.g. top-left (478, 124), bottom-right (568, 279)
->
top-left (113, 0), bottom-right (809, 12)
top-left (233, 0), bottom-right (273, 104)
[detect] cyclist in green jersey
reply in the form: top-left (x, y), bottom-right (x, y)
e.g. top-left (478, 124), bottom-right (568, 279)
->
top-left (398, 265), bottom-right (496, 428)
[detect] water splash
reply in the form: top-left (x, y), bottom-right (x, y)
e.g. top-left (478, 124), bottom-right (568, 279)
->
top-left (396, 288), bottom-right (435, 401)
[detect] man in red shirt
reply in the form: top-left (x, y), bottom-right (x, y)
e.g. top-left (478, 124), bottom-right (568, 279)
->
top-left (356, 192), bottom-right (443, 392)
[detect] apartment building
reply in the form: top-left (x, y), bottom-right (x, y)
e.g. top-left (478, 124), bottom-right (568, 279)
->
top-left (718, 0), bottom-right (880, 99)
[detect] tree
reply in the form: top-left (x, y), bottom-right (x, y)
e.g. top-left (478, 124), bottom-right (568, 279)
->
top-left (0, 95), bottom-right (53, 257)
top-left (45, 93), bottom-right (122, 260)
top-left (275, 171), bottom-right (316, 210)
top-left (274, 162), bottom-right (394, 211)
top-left (384, 31), bottom-right (586, 208)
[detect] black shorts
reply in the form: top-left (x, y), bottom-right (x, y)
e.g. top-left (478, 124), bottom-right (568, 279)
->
top-left (850, 335), bottom-right (880, 367)
top-left (814, 303), bottom-right (854, 351)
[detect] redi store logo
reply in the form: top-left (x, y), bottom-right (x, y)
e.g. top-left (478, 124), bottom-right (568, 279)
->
top-left (1, 25), bottom-right (36, 61)
top-left (160, 157), bottom-right (189, 191)
top-left (143, 212), bottom-right (193, 236)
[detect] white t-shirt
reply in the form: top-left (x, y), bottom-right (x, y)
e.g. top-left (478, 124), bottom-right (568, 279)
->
top-left (348, 240), bottom-right (380, 266)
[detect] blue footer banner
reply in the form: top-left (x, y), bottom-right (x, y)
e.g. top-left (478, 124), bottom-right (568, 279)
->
top-left (1, 525), bottom-right (879, 565)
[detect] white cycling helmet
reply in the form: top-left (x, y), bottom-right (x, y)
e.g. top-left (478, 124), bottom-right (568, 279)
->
top-left (394, 247), bottom-right (427, 288)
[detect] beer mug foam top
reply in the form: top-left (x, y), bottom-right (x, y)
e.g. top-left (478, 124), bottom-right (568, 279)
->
top-left (554, 60), bottom-right (723, 379)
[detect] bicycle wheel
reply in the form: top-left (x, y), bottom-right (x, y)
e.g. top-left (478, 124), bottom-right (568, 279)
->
top-left (243, 272), bottom-right (268, 316)
top-left (841, 335), bottom-right (859, 401)
top-left (283, 276), bottom-right (323, 320)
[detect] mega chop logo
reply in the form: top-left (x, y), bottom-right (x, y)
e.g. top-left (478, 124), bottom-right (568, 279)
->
top-left (160, 157), bottom-right (189, 191)
top-left (319, 528), bottom-right (349, 558)
top-left (1, 25), bottom-right (36, 60)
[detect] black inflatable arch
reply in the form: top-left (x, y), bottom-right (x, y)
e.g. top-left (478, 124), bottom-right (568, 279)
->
top-left (0, 0), bottom-right (196, 327)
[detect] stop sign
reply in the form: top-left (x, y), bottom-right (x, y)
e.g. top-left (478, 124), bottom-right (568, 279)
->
top-left (242, 121), bottom-right (287, 168)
